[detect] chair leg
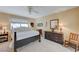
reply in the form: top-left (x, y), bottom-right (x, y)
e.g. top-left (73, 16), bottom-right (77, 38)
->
top-left (75, 45), bottom-right (77, 52)
top-left (75, 44), bottom-right (78, 52)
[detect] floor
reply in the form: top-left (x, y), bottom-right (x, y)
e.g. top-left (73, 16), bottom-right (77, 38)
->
top-left (0, 41), bottom-right (13, 52)
top-left (0, 38), bottom-right (77, 52)
top-left (17, 38), bottom-right (75, 52)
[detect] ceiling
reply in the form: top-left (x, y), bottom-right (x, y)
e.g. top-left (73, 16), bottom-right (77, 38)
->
top-left (0, 6), bottom-right (76, 18)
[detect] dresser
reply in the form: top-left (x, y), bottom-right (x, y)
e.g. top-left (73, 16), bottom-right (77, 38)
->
top-left (45, 31), bottom-right (63, 45)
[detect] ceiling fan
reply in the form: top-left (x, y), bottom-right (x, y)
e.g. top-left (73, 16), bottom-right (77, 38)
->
top-left (27, 6), bottom-right (39, 14)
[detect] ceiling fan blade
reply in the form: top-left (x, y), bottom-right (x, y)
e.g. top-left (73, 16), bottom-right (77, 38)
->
top-left (27, 6), bottom-right (39, 14)
top-left (28, 6), bottom-right (32, 14)
top-left (32, 9), bottom-right (39, 14)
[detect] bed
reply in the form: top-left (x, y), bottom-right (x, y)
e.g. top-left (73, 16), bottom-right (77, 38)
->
top-left (14, 30), bottom-right (40, 52)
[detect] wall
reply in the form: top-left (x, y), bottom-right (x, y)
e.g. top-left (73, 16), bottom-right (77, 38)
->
top-left (0, 13), bottom-right (9, 33)
top-left (35, 17), bottom-right (46, 29)
top-left (0, 13), bottom-right (36, 41)
top-left (36, 7), bottom-right (79, 40)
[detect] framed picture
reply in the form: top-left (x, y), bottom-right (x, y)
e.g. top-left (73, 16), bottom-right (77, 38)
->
top-left (37, 23), bottom-right (43, 27)
top-left (50, 19), bottom-right (59, 31)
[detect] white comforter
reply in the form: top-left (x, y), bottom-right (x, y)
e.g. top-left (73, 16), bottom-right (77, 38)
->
top-left (16, 30), bottom-right (39, 41)
top-left (9, 30), bottom-right (39, 49)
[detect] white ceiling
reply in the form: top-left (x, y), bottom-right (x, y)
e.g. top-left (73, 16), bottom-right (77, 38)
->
top-left (0, 6), bottom-right (76, 18)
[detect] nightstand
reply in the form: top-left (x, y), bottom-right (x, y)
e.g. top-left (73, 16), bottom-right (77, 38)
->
top-left (0, 33), bottom-right (8, 43)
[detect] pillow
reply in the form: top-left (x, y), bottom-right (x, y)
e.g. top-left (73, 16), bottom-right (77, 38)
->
top-left (12, 27), bottom-right (32, 32)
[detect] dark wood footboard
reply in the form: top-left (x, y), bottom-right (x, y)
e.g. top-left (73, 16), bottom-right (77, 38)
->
top-left (14, 32), bottom-right (40, 52)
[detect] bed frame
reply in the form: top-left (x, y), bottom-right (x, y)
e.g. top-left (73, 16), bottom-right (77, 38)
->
top-left (14, 32), bottom-right (40, 52)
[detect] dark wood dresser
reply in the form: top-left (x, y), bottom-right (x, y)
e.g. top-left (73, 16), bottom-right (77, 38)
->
top-left (45, 31), bottom-right (63, 45)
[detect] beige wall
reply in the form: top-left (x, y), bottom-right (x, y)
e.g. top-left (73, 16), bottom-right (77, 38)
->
top-left (0, 13), bottom-right (36, 41)
top-left (0, 13), bottom-right (10, 34)
top-left (36, 7), bottom-right (79, 40)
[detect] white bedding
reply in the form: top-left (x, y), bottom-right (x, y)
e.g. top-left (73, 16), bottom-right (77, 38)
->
top-left (16, 31), bottom-right (39, 41)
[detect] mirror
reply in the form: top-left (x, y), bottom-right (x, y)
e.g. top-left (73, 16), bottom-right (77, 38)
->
top-left (50, 19), bottom-right (59, 31)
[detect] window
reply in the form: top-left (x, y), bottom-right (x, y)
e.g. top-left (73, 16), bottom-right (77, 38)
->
top-left (20, 24), bottom-right (28, 27)
top-left (11, 23), bottom-right (20, 28)
top-left (11, 23), bottom-right (29, 29)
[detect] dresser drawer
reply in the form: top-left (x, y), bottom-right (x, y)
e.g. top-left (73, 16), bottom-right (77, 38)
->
top-left (45, 31), bottom-right (63, 45)
top-left (54, 33), bottom-right (62, 37)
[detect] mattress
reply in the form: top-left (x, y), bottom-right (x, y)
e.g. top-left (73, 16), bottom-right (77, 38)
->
top-left (16, 31), bottom-right (39, 41)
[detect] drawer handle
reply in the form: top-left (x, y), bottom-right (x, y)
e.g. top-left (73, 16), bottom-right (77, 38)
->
top-left (55, 37), bottom-right (58, 38)
top-left (56, 40), bottom-right (58, 41)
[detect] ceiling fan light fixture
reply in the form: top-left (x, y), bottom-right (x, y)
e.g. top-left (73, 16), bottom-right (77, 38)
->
top-left (27, 6), bottom-right (39, 14)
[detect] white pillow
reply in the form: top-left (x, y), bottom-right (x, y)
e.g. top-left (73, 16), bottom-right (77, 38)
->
top-left (12, 27), bottom-right (32, 32)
